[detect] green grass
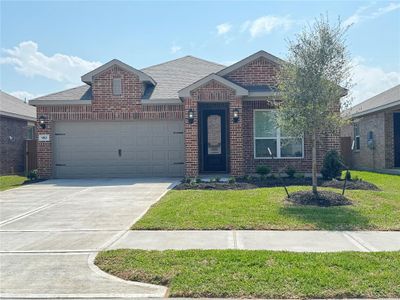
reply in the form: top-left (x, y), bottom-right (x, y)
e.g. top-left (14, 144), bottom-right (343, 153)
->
top-left (0, 175), bottom-right (27, 191)
top-left (95, 249), bottom-right (400, 298)
top-left (132, 171), bottom-right (400, 230)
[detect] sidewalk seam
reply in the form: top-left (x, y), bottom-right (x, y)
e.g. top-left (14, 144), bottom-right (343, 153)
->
top-left (342, 232), bottom-right (371, 252)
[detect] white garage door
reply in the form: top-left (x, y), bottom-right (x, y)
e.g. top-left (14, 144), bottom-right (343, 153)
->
top-left (54, 121), bottom-right (184, 178)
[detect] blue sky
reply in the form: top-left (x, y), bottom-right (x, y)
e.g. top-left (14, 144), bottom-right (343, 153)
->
top-left (1, 0), bottom-right (399, 105)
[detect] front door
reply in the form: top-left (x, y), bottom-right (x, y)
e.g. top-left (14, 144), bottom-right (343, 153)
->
top-left (201, 109), bottom-right (227, 172)
top-left (394, 112), bottom-right (400, 167)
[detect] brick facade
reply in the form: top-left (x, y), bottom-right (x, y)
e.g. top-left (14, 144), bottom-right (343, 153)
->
top-left (35, 53), bottom-right (342, 178)
top-left (184, 80), bottom-right (244, 176)
top-left (224, 56), bottom-right (279, 87)
top-left (0, 116), bottom-right (28, 175)
top-left (36, 64), bottom-right (184, 178)
top-left (341, 106), bottom-right (399, 170)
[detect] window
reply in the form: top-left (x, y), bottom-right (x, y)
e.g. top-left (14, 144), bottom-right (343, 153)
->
top-left (354, 123), bottom-right (360, 150)
top-left (254, 110), bottom-right (303, 158)
top-left (112, 78), bottom-right (122, 95)
top-left (26, 126), bottom-right (35, 140)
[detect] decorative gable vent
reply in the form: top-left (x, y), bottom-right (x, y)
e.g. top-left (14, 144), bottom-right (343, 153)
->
top-left (112, 78), bottom-right (122, 95)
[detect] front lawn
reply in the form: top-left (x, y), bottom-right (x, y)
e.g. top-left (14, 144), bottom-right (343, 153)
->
top-left (132, 171), bottom-right (400, 230)
top-left (0, 175), bottom-right (27, 191)
top-left (95, 249), bottom-right (400, 298)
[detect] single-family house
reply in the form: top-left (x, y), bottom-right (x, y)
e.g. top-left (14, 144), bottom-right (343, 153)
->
top-left (0, 91), bottom-right (37, 175)
top-left (341, 84), bottom-right (400, 171)
top-left (30, 51), bottom-right (342, 178)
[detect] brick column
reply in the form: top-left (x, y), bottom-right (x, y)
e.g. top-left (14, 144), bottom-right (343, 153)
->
top-left (184, 98), bottom-right (199, 177)
top-left (36, 112), bottom-right (53, 178)
top-left (229, 97), bottom-right (244, 176)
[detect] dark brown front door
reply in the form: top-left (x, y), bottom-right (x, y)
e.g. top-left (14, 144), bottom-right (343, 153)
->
top-left (200, 108), bottom-right (227, 172)
top-left (394, 112), bottom-right (400, 167)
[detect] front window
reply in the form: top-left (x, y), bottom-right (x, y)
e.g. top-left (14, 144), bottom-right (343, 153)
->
top-left (254, 110), bottom-right (303, 158)
top-left (354, 123), bottom-right (360, 150)
top-left (26, 126), bottom-right (35, 140)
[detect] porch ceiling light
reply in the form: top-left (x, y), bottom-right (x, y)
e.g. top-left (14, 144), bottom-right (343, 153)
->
top-left (233, 108), bottom-right (240, 123)
top-left (188, 109), bottom-right (194, 124)
top-left (39, 116), bottom-right (46, 129)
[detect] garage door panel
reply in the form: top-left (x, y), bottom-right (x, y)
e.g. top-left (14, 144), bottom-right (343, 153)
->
top-left (55, 121), bottom-right (184, 178)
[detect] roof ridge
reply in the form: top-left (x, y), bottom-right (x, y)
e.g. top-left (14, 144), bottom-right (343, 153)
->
top-left (32, 84), bottom-right (89, 100)
top-left (142, 55), bottom-right (225, 71)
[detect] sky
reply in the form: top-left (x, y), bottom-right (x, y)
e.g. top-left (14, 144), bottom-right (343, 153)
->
top-left (1, 0), bottom-right (400, 106)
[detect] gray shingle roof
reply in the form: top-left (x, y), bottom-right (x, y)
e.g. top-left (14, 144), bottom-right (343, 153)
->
top-left (32, 56), bottom-right (225, 102)
top-left (142, 56), bottom-right (225, 99)
top-left (32, 85), bottom-right (92, 101)
top-left (0, 91), bottom-right (36, 121)
top-left (348, 84), bottom-right (400, 117)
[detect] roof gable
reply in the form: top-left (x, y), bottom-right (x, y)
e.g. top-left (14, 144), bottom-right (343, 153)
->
top-left (81, 59), bottom-right (156, 85)
top-left (217, 50), bottom-right (284, 77)
top-left (178, 74), bottom-right (248, 97)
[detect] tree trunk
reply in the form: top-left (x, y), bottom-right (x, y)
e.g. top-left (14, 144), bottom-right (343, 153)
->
top-left (312, 130), bottom-right (318, 195)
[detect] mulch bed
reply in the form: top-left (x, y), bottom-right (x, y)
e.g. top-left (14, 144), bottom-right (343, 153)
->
top-left (174, 178), bottom-right (379, 191)
top-left (286, 190), bottom-right (352, 207)
top-left (321, 179), bottom-right (380, 191)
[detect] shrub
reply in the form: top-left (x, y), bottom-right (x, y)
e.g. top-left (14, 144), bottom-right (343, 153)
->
top-left (256, 165), bottom-right (271, 176)
top-left (285, 165), bottom-right (296, 178)
top-left (215, 176), bottom-right (221, 182)
top-left (320, 150), bottom-right (343, 180)
top-left (182, 177), bottom-right (192, 184)
top-left (345, 171), bottom-right (352, 181)
top-left (295, 173), bottom-right (305, 178)
top-left (243, 174), bottom-right (250, 181)
top-left (228, 177), bottom-right (236, 184)
top-left (27, 169), bottom-right (38, 181)
top-left (195, 177), bottom-right (202, 183)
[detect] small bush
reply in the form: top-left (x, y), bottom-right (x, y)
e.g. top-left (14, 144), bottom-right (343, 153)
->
top-left (295, 173), bottom-right (305, 178)
top-left (260, 174), bottom-right (267, 181)
top-left (345, 171), bottom-right (351, 181)
top-left (27, 169), bottom-right (38, 181)
top-left (182, 177), bottom-right (192, 184)
top-left (243, 175), bottom-right (250, 181)
top-left (256, 165), bottom-right (271, 176)
top-left (320, 150), bottom-right (343, 180)
top-left (228, 177), bottom-right (236, 184)
top-left (195, 177), bottom-right (202, 183)
top-left (270, 174), bottom-right (276, 179)
top-left (215, 176), bottom-right (221, 182)
top-left (285, 165), bottom-right (296, 178)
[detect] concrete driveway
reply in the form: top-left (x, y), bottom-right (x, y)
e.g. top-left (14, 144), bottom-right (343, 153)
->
top-left (0, 178), bottom-right (175, 298)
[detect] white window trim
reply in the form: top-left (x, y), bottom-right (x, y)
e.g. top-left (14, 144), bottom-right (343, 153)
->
top-left (253, 109), bottom-right (304, 159)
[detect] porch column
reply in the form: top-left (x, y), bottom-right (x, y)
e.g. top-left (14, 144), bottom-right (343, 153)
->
top-left (36, 110), bottom-right (53, 178)
top-left (184, 97), bottom-right (199, 177)
top-left (229, 97), bottom-right (244, 176)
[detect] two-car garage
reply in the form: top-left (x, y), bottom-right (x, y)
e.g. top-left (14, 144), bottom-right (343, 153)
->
top-left (53, 121), bottom-right (184, 178)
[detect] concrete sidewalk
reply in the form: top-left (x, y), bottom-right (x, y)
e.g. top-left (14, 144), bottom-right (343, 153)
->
top-left (109, 230), bottom-right (400, 252)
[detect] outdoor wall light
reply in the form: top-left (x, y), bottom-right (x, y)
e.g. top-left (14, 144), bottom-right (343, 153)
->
top-left (39, 116), bottom-right (46, 129)
top-left (233, 108), bottom-right (240, 123)
top-left (188, 109), bottom-right (194, 124)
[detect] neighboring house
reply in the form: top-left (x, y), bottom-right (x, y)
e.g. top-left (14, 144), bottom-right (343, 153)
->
top-left (341, 85), bottom-right (400, 170)
top-left (0, 91), bottom-right (37, 175)
top-left (30, 51), bottom-right (341, 178)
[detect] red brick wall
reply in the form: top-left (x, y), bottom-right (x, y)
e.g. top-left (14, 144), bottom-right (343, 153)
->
top-left (224, 57), bottom-right (279, 87)
top-left (184, 79), bottom-right (244, 177)
top-left (92, 65), bottom-right (142, 113)
top-left (0, 116), bottom-right (27, 175)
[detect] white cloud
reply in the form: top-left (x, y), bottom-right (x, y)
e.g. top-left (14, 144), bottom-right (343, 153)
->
top-left (343, 2), bottom-right (400, 27)
top-left (245, 15), bottom-right (293, 38)
top-left (9, 90), bottom-right (41, 101)
top-left (0, 41), bottom-right (102, 86)
top-left (216, 23), bottom-right (232, 35)
top-left (350, 56), bottom-right (400, 105)
top-left (170, 44), bottom-right (182, 54)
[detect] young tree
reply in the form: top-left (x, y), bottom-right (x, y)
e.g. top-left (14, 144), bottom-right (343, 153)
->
top-left (276, 16), bottom-right (352, 195)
